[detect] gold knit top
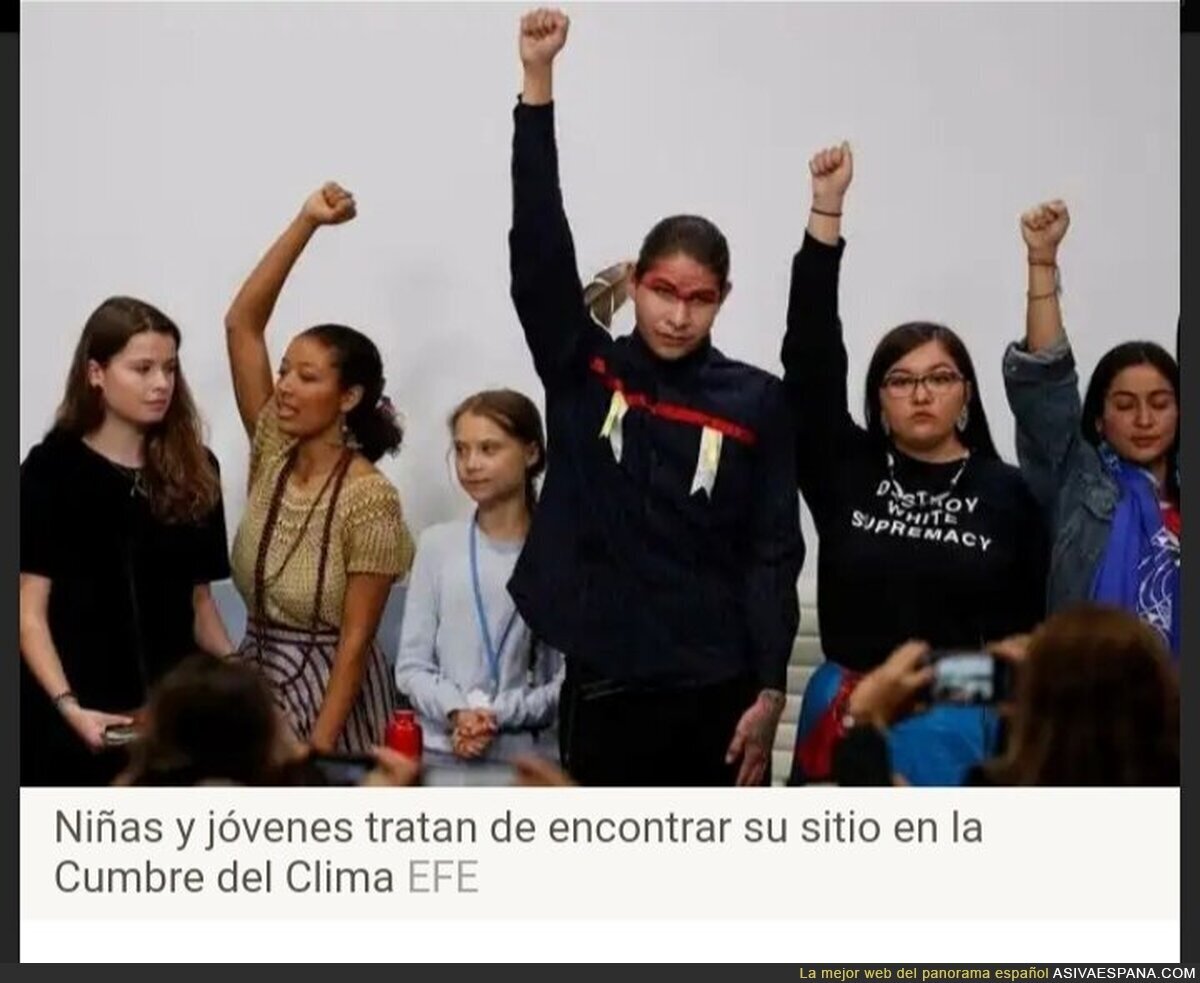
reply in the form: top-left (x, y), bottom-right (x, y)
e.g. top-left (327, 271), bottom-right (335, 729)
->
top-left (231, 402), bottom-right (414, 630)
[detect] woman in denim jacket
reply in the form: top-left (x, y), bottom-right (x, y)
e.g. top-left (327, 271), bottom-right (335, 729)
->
top-left (1003, 201), bottom-right (1180, 660)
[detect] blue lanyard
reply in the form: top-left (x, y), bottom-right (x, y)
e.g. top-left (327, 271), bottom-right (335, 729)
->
top-left (469, 516), bottom-right (520, 690)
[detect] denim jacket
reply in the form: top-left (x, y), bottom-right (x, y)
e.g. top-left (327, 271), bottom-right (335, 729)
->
top-left (1002, 337), bottom-right (1118, 613)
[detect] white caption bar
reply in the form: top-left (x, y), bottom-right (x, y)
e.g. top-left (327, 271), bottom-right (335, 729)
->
top-left (21, 787), bottom-right (1179, 923)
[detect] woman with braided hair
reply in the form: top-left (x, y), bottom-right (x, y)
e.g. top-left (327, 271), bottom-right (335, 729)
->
top-left (226, 182), bottom-right (414, 754)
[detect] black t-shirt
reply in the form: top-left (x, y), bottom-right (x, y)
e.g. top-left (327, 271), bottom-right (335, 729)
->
top-left (781, 233), bottom-right (1048, 672)
top-left (20, 430), bottom-right (230, 781)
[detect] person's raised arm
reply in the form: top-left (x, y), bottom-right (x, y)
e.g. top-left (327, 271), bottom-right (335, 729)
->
top-left (519, 7), bottom-right (563, 106)
top-left (1021, 200), bottom-right (1069, 352)
top-left (1004, 200), bottom-right (1082, 516)
top-left (805, 143), bottom-right (851, 248)
top-left (225, 183), bottom-right (357, 436)
top-left (780, 143), bottom-right (862, 507)
top-left (509, 9), bottom-right (601, 389)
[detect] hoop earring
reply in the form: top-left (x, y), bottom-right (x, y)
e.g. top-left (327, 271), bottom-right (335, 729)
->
top-left (956, 406), bottom-right (969, 433)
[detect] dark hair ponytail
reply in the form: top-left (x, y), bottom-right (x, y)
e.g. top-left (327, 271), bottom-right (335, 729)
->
top-left (301, 324), bottom-right (403, 463)
top-left (635, 214), bottom-right (731, 289)
top-left (449, 389), bottom-right (547, 510)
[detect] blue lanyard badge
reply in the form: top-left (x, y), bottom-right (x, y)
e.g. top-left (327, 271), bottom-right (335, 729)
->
top-left (469, 518), bottom-right (520, 690)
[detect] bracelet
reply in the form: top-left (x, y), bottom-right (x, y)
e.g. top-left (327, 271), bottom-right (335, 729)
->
top-left (51, 690), bottom-right (77, 709)
top-left (1028, 264), bottom-right (1062, 301)
top-left (810, 206), bottom-right (843, 218)
top-left (1027, 258), bottom-right (1058, 268)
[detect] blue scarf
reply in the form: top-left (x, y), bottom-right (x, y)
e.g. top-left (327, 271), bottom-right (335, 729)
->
top-left (1091, 443), bottom-right (1180, 660)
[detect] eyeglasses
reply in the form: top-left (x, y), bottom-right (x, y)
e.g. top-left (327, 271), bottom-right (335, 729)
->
top-left (881, 370), bottom-right (965, 397)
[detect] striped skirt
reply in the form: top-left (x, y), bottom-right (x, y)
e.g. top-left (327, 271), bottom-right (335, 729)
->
top-left (237, 620), bottom-right (395, 753)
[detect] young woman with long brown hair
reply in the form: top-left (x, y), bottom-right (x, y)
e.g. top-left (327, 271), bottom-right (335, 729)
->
top-left (20, 296), bottom-right (233, 785)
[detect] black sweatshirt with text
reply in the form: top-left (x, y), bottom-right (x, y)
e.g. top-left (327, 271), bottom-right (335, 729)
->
top-left (781, 234), bottom-right (1047, 672)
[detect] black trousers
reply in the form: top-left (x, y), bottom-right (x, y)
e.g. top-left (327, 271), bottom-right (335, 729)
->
top-left (558, 659), bottom-right (763, 787)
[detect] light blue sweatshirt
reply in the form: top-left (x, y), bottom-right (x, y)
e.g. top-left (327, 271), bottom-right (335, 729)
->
top-left (394, 518), bottom-right (563, 762)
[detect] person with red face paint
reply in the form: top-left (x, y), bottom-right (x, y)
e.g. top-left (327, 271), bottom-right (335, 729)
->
top-left (508, 9), bottom-right (804, 786)
top-left (780, 145), bottom-right (1048, 786)
top-left (20, 297), bottom-right (234, 785)
top-left (225, 182), bottom-right (415, 755)
top-left (1003, 201), bottom-right (1180, 660)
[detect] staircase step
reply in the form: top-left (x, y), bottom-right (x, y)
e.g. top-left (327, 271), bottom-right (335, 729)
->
top-left (774, 721), bottom-right (797, 755)
top-left (790, 636), bottom-right (824, 666)
top-left (799, 604), bottom-right (819, 635)
top-left (771, 749), bottom-right (792, 786)
top-left (787, 663), bottom-right (816, 695)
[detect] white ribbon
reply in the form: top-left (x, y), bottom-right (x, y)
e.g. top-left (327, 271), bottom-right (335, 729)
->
top-left (690, 426), bottom-right (724, 498)
top-left (599, 390), bottom-right (629, 463)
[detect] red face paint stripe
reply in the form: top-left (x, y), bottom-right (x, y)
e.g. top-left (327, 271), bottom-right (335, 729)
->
top-left (587, 357), bottom-right (757, 445)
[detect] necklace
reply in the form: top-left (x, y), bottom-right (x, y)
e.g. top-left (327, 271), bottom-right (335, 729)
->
top-left (103, 457), bottom-right (148, 499)
top-left (260, 451), bottom-right (350, 589)
top-left (885, 449), bottom-right (971, 507)
top-left (81, 436), bottom-right (148, 498)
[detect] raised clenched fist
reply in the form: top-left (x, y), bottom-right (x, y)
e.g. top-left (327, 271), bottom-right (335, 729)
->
top-left (1020, 200), bottom-right (1070, 258)
top-left (809, 141), bottom-right (854, 208)
top-left (301, 181), bottom-right (357, 227)
top-left (520, 8), bottom-right (569, 68)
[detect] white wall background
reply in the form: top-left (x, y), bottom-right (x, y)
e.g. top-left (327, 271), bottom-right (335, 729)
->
top-left (20, 1), bottom-right (1179, 599)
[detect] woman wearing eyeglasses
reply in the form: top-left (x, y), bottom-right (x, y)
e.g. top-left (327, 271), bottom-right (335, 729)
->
top-left (779, 143), bottom-right (1048, 786)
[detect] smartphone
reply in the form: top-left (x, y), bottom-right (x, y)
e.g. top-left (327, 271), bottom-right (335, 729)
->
top-left (102, 724), bottom-right (140, 747)
top-left (927, 651), bottom-right (1012, 705)
top-left (309, 753), bottom-right (376, 786)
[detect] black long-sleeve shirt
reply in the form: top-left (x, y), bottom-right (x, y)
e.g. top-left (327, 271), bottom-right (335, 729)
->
top-left (781, 234), bottom-right (1047, 672)
top-left (507, 100), bottom-right (804, 690)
